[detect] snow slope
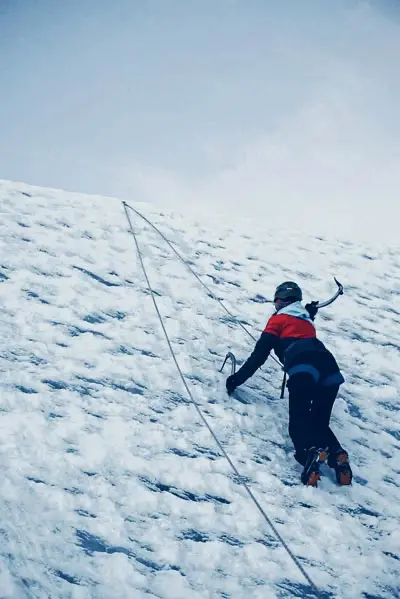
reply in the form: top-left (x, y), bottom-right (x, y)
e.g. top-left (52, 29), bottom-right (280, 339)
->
top-left (0, 179), bottom-right (399, 599)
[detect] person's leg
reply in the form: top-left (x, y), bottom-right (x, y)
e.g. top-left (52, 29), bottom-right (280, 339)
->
top-left (287, 373), bottom-right (316, 466)
top-left (310, 384), bottom-right (342, 454)
top-left (310, 384), bottom-right (353, 485)
top-left (287, 350), bottom-right (351, 485)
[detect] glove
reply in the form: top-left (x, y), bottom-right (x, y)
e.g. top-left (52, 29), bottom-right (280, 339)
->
top-left (305, 300), bottom-right (319, 321)
top-left (226, 374), bottom-right (237, 396)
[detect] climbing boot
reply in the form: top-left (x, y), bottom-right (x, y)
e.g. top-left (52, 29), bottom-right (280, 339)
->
top-left (301, 447), bottom-right (329, 487)
top-left (332, 450), bottom-right (352, 485)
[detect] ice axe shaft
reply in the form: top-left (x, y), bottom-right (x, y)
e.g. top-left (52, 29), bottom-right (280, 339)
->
top-left (316, 277), bottom-right (344, 308)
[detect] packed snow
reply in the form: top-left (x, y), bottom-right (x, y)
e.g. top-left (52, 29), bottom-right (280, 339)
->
top-left (0, 180), bottom-right (399, 599)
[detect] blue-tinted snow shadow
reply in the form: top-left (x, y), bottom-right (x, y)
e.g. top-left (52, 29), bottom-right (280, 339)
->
top-left (138, 475), bottom-right (230, 505)
top-left (1, 349), bottom-right (47, 367)
top-left (15, 385), bottom-right (38, 395)
top-left (51, 570), bottom-right (81, 586)
top-left (41, 376), bottom-right (146, 399)
top-left (168, 444), bottom-right (222, 461)
top-left (277, 581), bottom-right (335, 599)
top-left (14, 235), bottom-right (32, 243)
top-left (111, 344), bottom-right (158, 359)
top-left (362, 593), bottom-right (399, 599)
top-left (76, 508), bottom-right (97, 519)
top-left (196, 239), bottom-right (226, 251)
top-left (249, 294), bottom-right (270, 304)
top-left (50, 320), bottom-right (111, 340)
top-left (76, 529), bottom-right (184, 575)
top-left (73, 266), bottom-right (122, 288)
top-left (161, 390), bottom-right (192, 410)
top-left (26, 476), bottom-right (47, 485)
top-left (212, 259), bottom-right (232, 273)
top-left (25, 476), bottom-right (86, 499)
top-left (24, 289), bottom-right (51, 305)
top-left (206, 274), bottom-right (241, 289)
top-left (180, 529), bottom-right (252, 548)
top-left (0, 265), bottom-right (10, 282)
top-left (83, 310), bottom-right (127, 324)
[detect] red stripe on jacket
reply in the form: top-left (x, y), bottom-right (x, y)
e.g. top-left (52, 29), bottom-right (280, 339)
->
top-left (264, 313), bottom-right (316, 339)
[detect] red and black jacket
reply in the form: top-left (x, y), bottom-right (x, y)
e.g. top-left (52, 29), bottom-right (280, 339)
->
top-left (232, 302), bottom-right (328, 387)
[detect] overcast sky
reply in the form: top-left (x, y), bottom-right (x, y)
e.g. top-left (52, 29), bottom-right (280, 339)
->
top-left (1, 1), bottom-right (399, 242)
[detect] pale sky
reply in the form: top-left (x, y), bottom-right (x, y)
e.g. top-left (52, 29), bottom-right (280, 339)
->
top-left (1, 1), bottom-right (399, 242)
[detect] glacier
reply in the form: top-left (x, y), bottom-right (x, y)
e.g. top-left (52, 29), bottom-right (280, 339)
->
top-left (0, 179), bottom-right (399, 598)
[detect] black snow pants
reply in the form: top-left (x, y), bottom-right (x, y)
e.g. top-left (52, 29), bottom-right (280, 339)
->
top-left (287, 375), bottom-right (344, 466)
top-left (285, 343), bottom-right (345, 467)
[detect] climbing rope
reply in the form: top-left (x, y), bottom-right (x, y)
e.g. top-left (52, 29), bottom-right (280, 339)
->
top-left (122, 201), bottom-right (282, 369)
top-left (122, 202), bottom-right (320, 595)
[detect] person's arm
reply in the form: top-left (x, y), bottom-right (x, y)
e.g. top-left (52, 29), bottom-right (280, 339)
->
top-left (226, 315), bottom-right (283, 394)
top-left (233, 332), bottom-right (275, 386)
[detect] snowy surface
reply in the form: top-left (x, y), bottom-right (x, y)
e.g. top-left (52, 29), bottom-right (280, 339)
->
top-left (0, 179), bottom-right (399, 599)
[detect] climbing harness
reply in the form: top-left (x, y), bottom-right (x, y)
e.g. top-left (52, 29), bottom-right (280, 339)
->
top-left (123, 201), bottom-right (322, 595)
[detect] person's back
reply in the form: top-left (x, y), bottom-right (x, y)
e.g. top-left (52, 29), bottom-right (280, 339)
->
top-left (225, 281), bottom-right (352, 487)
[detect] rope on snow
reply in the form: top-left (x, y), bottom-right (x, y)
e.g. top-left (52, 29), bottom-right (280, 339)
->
top-left (122, 201), bottom-right (321, 596)
top-left (122, 201), bottom-right (283, 369)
